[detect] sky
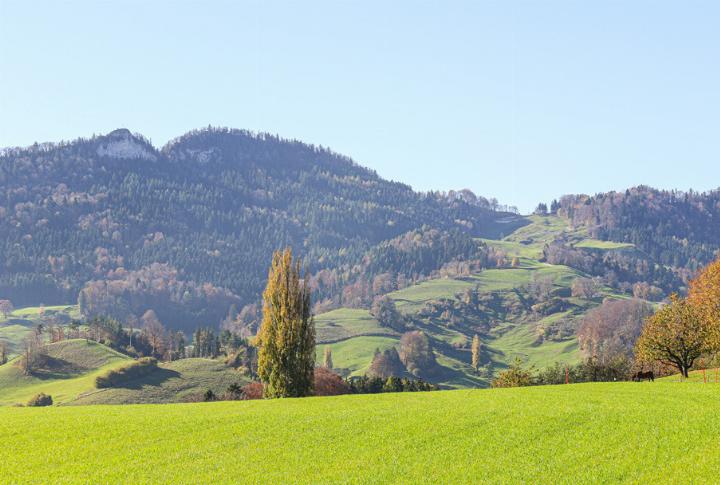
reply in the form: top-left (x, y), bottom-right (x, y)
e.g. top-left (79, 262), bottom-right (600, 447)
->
top-left (1, 1), bottom-right (718, 213)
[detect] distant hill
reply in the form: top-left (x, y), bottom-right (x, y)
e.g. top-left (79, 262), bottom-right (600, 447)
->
top-left (0, 128), bottom-right (520, 331)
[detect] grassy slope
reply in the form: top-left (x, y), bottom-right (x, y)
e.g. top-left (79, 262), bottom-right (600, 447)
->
top-left (315, 308), bottom-right (396, 342)
top-left (0, 340), bottom-right (130, 405)
top-left (0, 305), bottom-right (80, 358)
top-left (1, 383), bottom-right (719, 483)
top-left (0, 339), bottom-right (249, 406)
top-left (315, 215), bottom-right (632, 386)
top-left (73, 358), bottom-right (249, 405)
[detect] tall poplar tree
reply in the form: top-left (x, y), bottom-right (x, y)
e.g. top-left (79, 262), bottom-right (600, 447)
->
top-left (256, 248), bottom-right (316, 398)
top-left (323, 346), bottom-right (333, 369)
top-left (471, 334), bottom-right (481, 371)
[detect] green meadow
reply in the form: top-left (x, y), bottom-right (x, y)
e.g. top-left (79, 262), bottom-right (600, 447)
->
top-left (1, 382), bottom-right (719, 483)
top-left (0, 340), bottom-right (248, 406)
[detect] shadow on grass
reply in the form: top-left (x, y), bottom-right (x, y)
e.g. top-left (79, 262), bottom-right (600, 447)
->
top-left (114, 367), bottom-right (182, 389)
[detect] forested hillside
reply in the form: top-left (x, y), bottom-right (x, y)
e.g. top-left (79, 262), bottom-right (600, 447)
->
top-left (0, 128), bottom-right (519, 330)
top-left (556, 187), bottom-right (720, 280)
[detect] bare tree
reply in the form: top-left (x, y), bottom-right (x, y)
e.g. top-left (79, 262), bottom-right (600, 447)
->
top-left (0, 300), bottom-right (14, 319)
top-left (141, 310), bottom-right (165, 357)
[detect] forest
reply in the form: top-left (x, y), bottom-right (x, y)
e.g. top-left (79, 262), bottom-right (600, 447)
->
top-left (0, 128), bottom-right (517, 330)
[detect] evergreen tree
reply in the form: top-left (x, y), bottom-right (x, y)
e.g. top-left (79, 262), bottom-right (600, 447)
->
top-left (256, 248), bottom-right (316, 398)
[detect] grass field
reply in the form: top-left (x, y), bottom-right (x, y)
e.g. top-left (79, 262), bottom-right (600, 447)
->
top-left (1, 383), bottom-right (718, 483)
top-left (315, 308), bottom-right (395, 343)
top-left (316, 335), bottom-right (399, 376)
top-left (574, 239), bottom-right (635, 250)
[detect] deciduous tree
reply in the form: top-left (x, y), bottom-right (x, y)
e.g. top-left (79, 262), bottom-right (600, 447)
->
top-left (323, 346), bottom-right (333, 369)
top-left (687, 257), bottom-right (720, 350)
top-left (0, 299), bottom-right (13, 318)
top-left (471, 334), bottom-right (481, 371)
top-left (635, 295), bottom-right (711, 377)
top-left (256, 248), bottom-right (315, 398)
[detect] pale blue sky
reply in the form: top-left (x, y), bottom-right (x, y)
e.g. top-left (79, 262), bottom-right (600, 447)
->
top-left (1, 1), bottom-right (718, 212)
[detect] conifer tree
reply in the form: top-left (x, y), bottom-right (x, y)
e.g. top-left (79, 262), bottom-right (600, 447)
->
top-left (256, 248), bottom-right (316, 398)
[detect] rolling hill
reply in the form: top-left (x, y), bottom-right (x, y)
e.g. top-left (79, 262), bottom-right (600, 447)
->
top-left (314, 214), bottom-right (636, 387)
top-left (0, 339), bottom-right (247, 406)
top-left (1, 382), bottom-right (718, 483)
top-left (0, 213), bottom-right (654, 391)
top-left (0, 339), bottom-right (130, 405)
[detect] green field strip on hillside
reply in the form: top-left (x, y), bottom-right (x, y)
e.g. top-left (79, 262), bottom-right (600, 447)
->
top-left (315, 308), bottom-right (396, 343)
top-left (486, 321), bottom-right (581, 370)
top-left (387, 278), bottom-right (479, 313)
top-left (317, 335), bottom-right (399, 376)
top-left (574, 239), bottom-right (635, 250)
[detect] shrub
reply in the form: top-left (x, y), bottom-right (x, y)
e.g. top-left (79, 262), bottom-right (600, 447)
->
top-left (314, 367), bottom-right (349, 396)
top-left (222, 383), bottom-right (244, 400)
top-left (240, 382), bottom-right (264, 400)
top-left (27, 393), bottom-right (53, 407)
top-left (95, 357), bottom-right (158, 388)
top-left (491, 358), bottom-right (534, 388)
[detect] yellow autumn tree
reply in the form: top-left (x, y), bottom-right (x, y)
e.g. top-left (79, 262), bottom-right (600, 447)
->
top-left (471, 334), bottom-right (481, 372)
top-left (635, 294), bottom-right (711, 377)
top-left (256, 248), bottom-right (315, 398)
top-left (687, 257), bottom-right (720, 351)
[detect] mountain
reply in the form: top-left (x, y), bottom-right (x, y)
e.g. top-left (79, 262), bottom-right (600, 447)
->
top-left (0, 127), bottom-right (521, 330)
top-left (2, 127), bottom-right (720, 388)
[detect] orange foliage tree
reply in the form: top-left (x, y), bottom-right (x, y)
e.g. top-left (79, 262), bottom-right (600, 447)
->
top-left (687, 257), bottom-right (720, 351)
top-left (635, 294), bottom-right (711, 377)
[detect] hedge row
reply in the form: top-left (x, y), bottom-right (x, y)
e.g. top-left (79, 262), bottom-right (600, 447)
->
top-left (95, 357), bottom-right (158, 388)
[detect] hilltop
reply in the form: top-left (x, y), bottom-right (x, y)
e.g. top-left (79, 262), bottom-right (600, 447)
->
top-left (0, 127), bottom-right (518, 331)
top-left (1, 382), bottom-right (718, 483)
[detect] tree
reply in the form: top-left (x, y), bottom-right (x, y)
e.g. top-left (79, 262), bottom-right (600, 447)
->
top-left (0, 300), bottom-right (13, 318)
top-left (21, 332), bottom-right (43, 375)
top-left (534, 203), bottom-right (548, 215)
top-left (370, 296), bottom-right (403, 331)
top-left (77, 290), bottom-right (89, 317)
top-left (492, 358), bottom-right (533, 388)
top-left (141, 310), bottom-right (165, 357)
top-left (323, 346), bottom-right (333, 369)
top-left (571, 277), bottom-right (598, 299)
top-left (256, 248), bottom-right (315, 398)
top-left (368, 347), bottom-right (405, 378)
top-left (577, 299), bottom-right (654, 362)
top-left (687, 256), bottom-right (720, 351)
top-left (399, 331), bottom-right (436, 377)
top-left (471, 334), bottom-right (481, 371)
top-left (635, 295), bottom-right (711, 378)
top-left (0, 341), bottom-right (7, 365)
top-left (314, 367), bottom-right (349, 396)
